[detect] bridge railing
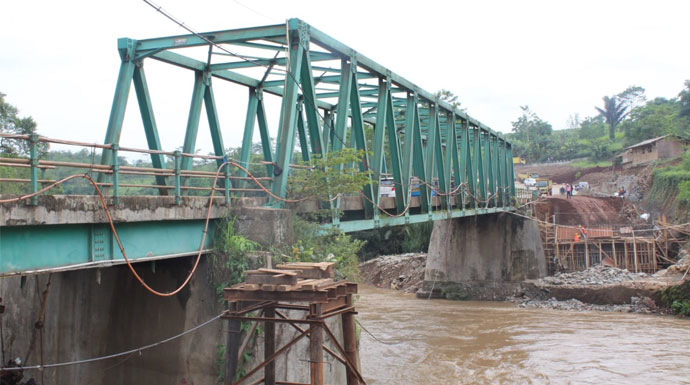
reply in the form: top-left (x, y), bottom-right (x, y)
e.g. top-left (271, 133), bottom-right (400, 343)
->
top-left (0, 132), bottom-right (276, 205)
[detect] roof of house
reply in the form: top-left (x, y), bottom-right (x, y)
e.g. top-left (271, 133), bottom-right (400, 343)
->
top-left (624, 134), bottom-right (682, 150)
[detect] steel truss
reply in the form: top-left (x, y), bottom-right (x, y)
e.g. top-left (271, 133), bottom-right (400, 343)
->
top-left (101, 18), bottom-right (516, 231)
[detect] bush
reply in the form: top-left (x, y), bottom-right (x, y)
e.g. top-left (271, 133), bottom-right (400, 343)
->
top-left (287, 215), bottom-right (365, 281)
top-left (660, 281), bottom-right (690, 317)
top-left (209, 216), bottom-right (260, 297)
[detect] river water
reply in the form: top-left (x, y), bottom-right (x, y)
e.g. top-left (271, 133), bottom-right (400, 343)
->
top-left (356, 286), bottom-right (690, 385)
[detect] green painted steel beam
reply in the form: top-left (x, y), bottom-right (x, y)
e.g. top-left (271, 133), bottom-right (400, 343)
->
top-left (135, 24), bottom-right (286, 51)
top-left (330, 207), bottom-right (514, 233)
top-left (269, 21), bottom-right (303, 205)
top-left (0, 220), bottom-right (216, 276)
top-left (132, 64), bottom-right (168, 192)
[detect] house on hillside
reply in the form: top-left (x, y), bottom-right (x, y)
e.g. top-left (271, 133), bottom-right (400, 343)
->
top-left (617, 135), bottom-right (690, 168)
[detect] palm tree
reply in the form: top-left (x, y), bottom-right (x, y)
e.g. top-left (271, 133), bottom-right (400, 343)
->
top-left (596, 96), bottom-right (628, 139)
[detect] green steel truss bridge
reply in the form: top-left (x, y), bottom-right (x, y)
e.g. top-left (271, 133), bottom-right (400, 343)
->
top-left (0, 19), bottom-right (517, 276)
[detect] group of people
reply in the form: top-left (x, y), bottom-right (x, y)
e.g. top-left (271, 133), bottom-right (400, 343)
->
top-left (617, 186), bottom-right (627, 198)
top-left (560, 183), bottom-right (575, 199)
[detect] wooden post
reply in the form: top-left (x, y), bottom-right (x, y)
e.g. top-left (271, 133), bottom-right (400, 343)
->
top-left (342, 294), bottom-right (360, 385)
top-left (265, 305), bottom-right (276, 385)
top-left (584, 238), bottom-right (590, 269)
top-left (225, 302), bottom-right (241, 385)
top-left (652, 241), bottom-right (658, 272)
top-left (310, 303), bottom-right (324, 385)
top-left (612, 241), bottom-right (617, 268)
top-left (624, 241), bottom-right (629, 271)
top-left (632, 231), bottom-right (639, 273)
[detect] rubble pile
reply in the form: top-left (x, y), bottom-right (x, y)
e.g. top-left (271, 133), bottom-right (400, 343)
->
top-left (359, 253), bottom-right (426, 293)
top-left (513, 295), bottom-right (662, 314)
top-left (540, 264), bottom-right (647, 286)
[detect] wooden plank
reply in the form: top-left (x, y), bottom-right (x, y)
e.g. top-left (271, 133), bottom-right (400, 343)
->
top-left (300, 279), bottom-right (334, 290)
top-left (262, 284), bottom-right (276, 291)
top-left (257, 268), bottom-right (297, 276)
top-left (224, 288), bottom-right (330, 303)
top-left (276, 284), bottom-right (298, 292)
top-left (246, 274), bottom-right (298, 286)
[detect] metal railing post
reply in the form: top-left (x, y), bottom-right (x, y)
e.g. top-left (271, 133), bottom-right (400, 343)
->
top-left (111, 143), bottom-right (120, 204)
top-left (29, 134), bottom-right (39, 205)
top-left (224, 161), bottom-right (230, 205)
top-left (174, 150), bottom-right (181, 205)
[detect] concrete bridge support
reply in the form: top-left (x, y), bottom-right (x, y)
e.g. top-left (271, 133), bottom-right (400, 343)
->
top-left (421, 213), bottom-right (546, 300)
top-left (1, 257), bottom-right (223, 384)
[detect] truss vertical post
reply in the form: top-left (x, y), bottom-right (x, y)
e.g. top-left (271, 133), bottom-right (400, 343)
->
top-left (349, 69), bottom-right (375, 218)
top-left (372, 78), bottom-right (388, 202)
top-left (487, 134), bottom-right (495, 208)
top-left (240, 87), bottom-right (260, 187)
top-left (181, 72), bottom-right (206, 172)
top-left (401, 93), bottom-right (417, 205)
top-left (203, 79), bottom-right (227, 168)
top-left (269, 20), bottom-right (305, 205)
top-left (296, 102), bottom-right (311, 162)
top-left (132, 64), bottom-right (168, 194)
top-left (256, 93), bottom-right (274, 177)
top-left (449, 114), bottom-right (462, 210)
top-left (434, 112), bottom-right (449, 210)
top-left (506, 144), bottom-right (515, 202)
top-left (100, 38), bottom-right (137, 179)
top-left (424, 103), bottom-right (437, 212)
top-left (411, 100), bottom-right (429, 213)
top-left (300, 49), bottom-right (326, 158)
top-left (385, 87), bottom-right (405, 213)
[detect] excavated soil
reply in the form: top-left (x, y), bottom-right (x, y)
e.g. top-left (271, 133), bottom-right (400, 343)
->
top-left (534, 196), bottom-right (641, 226)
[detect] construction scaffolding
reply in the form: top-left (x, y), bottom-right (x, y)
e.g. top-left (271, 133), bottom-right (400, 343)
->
top-left (540, 221), bottom-right (686, 274)
top-left (223, 262), bottom-right (362, 385)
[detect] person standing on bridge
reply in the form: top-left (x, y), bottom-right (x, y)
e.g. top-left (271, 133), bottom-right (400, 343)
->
top-left (565, 183), bottom-right (572, 199)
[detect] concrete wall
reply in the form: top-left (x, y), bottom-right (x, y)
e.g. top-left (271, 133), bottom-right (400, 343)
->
top-left (1, 257), bottom-right (223, 384)
top-left (422, 213), bottom-right (546, 300)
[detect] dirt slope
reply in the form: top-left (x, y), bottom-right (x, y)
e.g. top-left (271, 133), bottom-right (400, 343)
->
top-left (535, 196), bottom-right (641, 226)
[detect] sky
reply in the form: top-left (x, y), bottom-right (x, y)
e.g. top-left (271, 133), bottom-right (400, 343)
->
top-left (1, 0), bottom-right (689, 156)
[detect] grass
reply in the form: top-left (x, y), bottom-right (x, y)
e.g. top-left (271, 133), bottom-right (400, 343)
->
top-left (570, 159), bottom-right (612, 169)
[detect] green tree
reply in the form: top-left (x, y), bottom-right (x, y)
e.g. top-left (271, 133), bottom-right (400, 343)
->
top-left (510, 106), bottom-right (553, 162)
top-left (617, 86), bottom-right (646, 114)
top-left (578, 116), bottom-right (606, 140)
top-left (679, 80), bottom-right (690, 119)
top-left (596, 95), bottom-right (628, 139)
top-left (619, 97), bottom-right (685, 145)
top-left (434, 89), bottom-right (465, 112)
top-left (0, 92), bottom-right (46, 156)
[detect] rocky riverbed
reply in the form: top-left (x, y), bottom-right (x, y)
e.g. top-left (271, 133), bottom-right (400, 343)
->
top-left (359, 252), bottom-right (690, 315)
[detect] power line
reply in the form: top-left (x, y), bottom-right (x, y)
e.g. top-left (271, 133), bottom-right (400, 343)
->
top-left (1, 313), bottom-right (223, 372)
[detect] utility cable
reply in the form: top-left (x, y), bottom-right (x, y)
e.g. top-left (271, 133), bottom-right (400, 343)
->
top-left (0, 313), bottom-right (223, 372)
top-left (355, 319), bottom-right (404, 346)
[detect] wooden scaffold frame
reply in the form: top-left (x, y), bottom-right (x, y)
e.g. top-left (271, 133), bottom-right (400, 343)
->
top-left (222, 262), bottom-right (364, 385)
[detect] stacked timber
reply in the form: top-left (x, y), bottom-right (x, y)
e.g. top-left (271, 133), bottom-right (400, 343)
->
top-left (227, 262), bottom-right (356, 301)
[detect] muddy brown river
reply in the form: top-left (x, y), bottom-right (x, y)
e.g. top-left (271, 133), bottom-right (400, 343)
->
top-left (357, 286), bottom-right (690, 384)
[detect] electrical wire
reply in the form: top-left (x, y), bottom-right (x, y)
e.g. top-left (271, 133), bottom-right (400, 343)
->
top-left (0, 313), bottom-right (223, 372)
top-left (355, 319), bottom-right (404, 346)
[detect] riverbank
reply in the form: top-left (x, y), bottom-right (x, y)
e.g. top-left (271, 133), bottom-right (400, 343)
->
top-left (358, 252), bottom-right (690, 315)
